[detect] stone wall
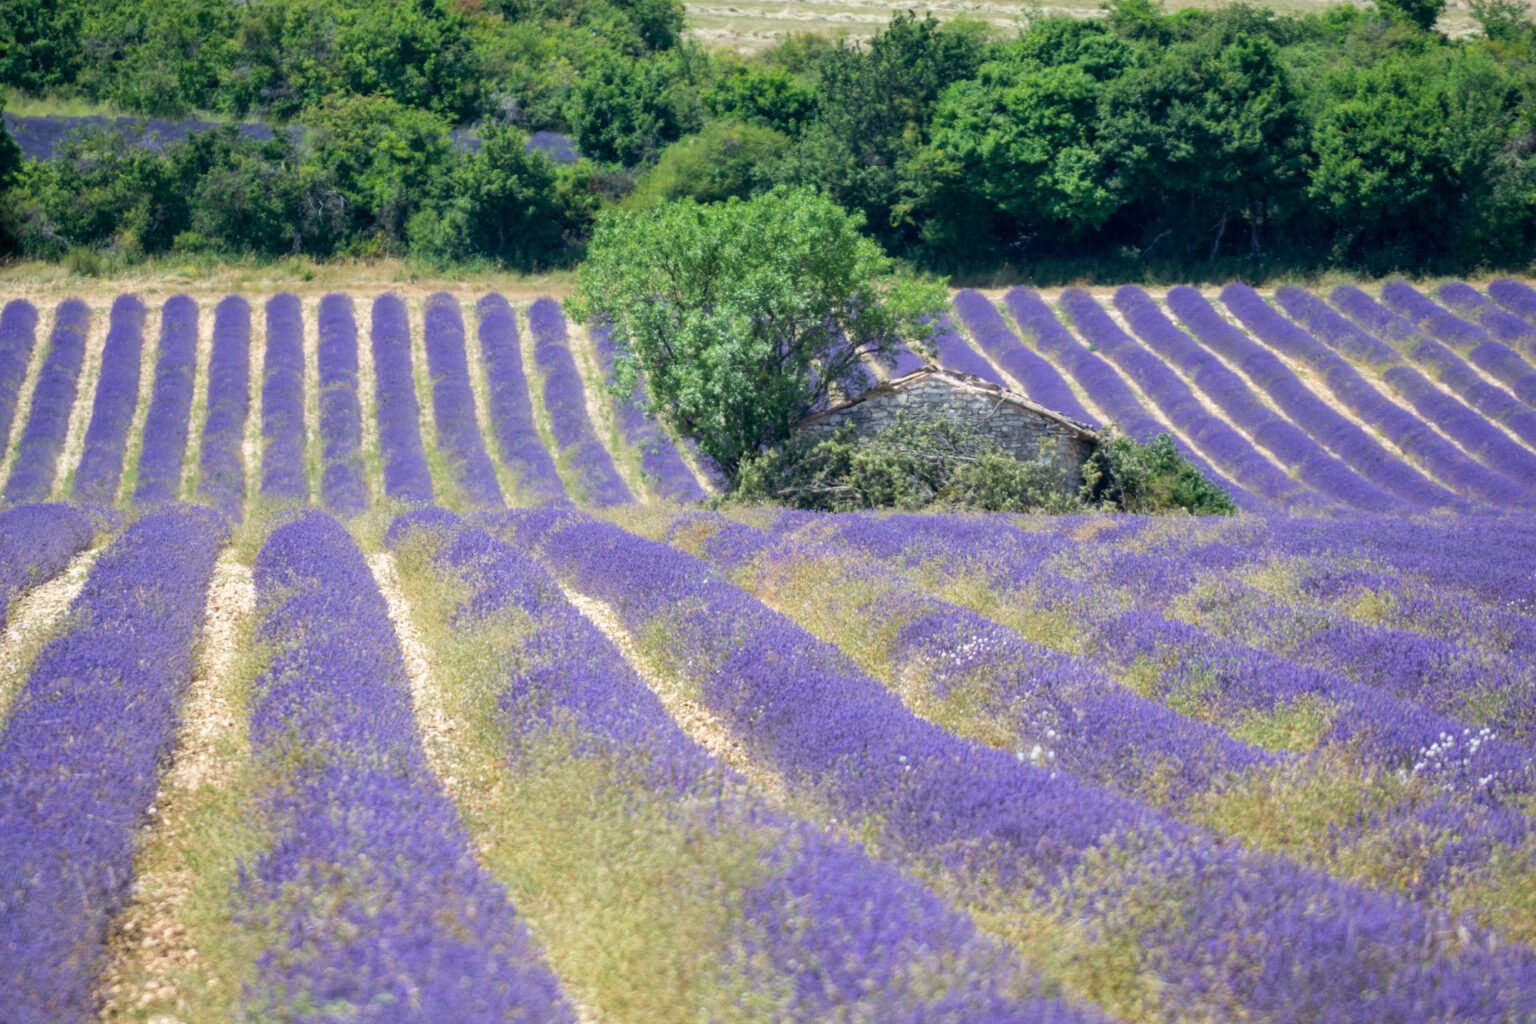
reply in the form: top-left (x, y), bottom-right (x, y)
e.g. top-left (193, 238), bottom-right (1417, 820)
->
top-left (799, 376), bottom-right (1095, 493)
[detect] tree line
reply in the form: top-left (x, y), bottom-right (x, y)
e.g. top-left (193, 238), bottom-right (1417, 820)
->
top-left (1, 0), bottom-right (1534, 279)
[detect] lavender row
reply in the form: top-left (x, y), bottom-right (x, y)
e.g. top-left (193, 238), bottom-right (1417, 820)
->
top-left (194, 296), bottom-right (251, 521)
top-left (929, 312), bottom-right (1007, 385)
top-left (422, 293), bottom-right (504, 507)
top-left (1439, 282), bottom-right (1536, 365)
top-left (1278, 287), bottom-right (1536, 486)
top-left (1490, 277), bottom-right (1536, 325)
top-left (71, 295), bottom-right (146, 504)
top-left (0, 300), bottom-right (38, 455)
top-left (528, 298), bottom-right (633, 507)
top-left (1114, 287), bottom-right (1407, 512)
top-left (502, 509), bottom-right (1536, 1024)
top-left (689, 510), bottom-right (1536, 926)
top-left (951, 289), bottom-right (1097, 424)
top-left (1166, 287), bottom-right (1465, 509)
top-left (1331, 286), bottom-right (1536, 449)
top-left (0, 502), bottom-right (95, 632)
top-left (315, 294), bottom-right (368, 515)
top-left (1060, 289), bottom-right (1329, 511)
top-left (392, 508), bottom-right (1093, 1023)
top-left (259, 293), bottom-right (307, 503)
top-left (687, 512), bottom-right (1271, 807)
top-left (1222, 284), bottom-right (1528, 509)
top-left (473, 295), bottom-right (565, 505)
top-left (132, 296), bottom-right (199, 506)
top-left (1008, 287), bottom-right (1265, 511)
top-left (1384, 283), bottom-right (1536, 406)
top-left (589, 323), bottom-right (706, 502)
top-left (241, 511), bottom-right (568, 1021)
top-left (369, 294), bottom-right (434, 503)
top-left (0, 504), bottom-right (225, 1024)
top-left (4, 299), bottom-right (88, 503)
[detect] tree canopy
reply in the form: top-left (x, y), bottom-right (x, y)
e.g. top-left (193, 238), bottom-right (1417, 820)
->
top-left (568, 187), bottom-right (947, 478)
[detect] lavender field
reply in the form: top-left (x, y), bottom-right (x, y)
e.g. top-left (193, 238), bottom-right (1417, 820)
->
top-left (1, 281), bottom-right (1535, 1023)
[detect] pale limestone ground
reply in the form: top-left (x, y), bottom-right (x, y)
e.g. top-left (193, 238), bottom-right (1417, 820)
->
top-left (52, 297), bottom-right (108, 501)
top-left (0, 542), bottom-right (102, 725)
top-left (559, 585), bottom-right (791, 804)
top-left (242, 298), bottom-right (265, 503)
top-left (354, 296), bottom-right (384, 503)
top-left (0, 301), bottom-right (56, 495)
top-left (119, 295), bottom-right (160, 504)
top-left (300, 295), bottom-right (322, 502)
top-left (181, 297), bottom-right (214, 502)
top-left (407, 295), bottom-right (445, 500)
top-left (462, 294), bottom-right (528, 506)
top-left (566, 321), bottom-right (649, 501)
top-left (365, 549), bottom-right (602, 1024)
top-left (95, 552), bottom-right (255, 1022)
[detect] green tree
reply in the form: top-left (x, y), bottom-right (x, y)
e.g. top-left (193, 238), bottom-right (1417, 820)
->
top-left (408, 123), bottom-right (569, 269)
top-left (1374, 0), bottom-right (1446, 32)
top-left (705, 64), bottom-right (814, 136)
top-left (626, 120), bottom-right (790, 207)
top-left (0, 0), bottom-right (84, 92)
top-left (563, 49), bottom-right (704, 164)
top-left (569, 187), bottom-right (948, 479)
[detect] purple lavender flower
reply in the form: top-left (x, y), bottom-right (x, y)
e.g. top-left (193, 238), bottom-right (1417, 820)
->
top-left (1223, 284), bottom-right (1527, 510)
top-left (71, 295), bottom-right (146, 505)
top-left (1383, 282), bottom-right (1536, 408)
top-left (0, 502), bottom-right (96, 631)
top-left (1489, 278), bottom-right (1536, 325)
top-left (929, 311), bottom-right (1007, 385)
top-left (195, 296), bottom-right (251, 521)
top-left (424, 293), bottom-right (504, 508)
top-left (369, 294), bottom-right (434, 503)
top-left (316, 293), bottom-right (368, 515)
top-left (0, 504), bottom-right (226, 1024)
top-left (1166, 287), bottom-right (1464, 510)
top-left (4, 299), bottom-right (89, 503)
top-left (242, 510), bottom-right (572, 1022)
top-left (1332, 286), bottom-right (1536, 450)
top-left (1061, 288), bottom-right (1326, 512)
top-left (1278, 287), bottom-right (1536, 490)
top-left (390, 508), bottom-right (1105, 1024)
top-left (0, 300), bottom-right (39, 455)
top-left (589, 322), bottom-right (706, 502)
top-left (133, 295), bottom-right (200, 506)
top-left (259, 293), bottom-right (308, 503)
top-left (528, 298), bottom-right (633, 507)
top-left (473, 294), bottom-right (565, 505)
top-left (1114, 286), bottom-right (1405, 513)
top-left (952, 289), bottom-right (1097, 423)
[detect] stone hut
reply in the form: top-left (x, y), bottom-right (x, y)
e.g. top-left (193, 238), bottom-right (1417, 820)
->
top-left (794, 367), bottom-right (1099, 493)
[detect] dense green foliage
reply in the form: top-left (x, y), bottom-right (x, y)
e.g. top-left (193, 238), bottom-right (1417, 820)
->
top-left (1080, 430), bottom-right (1239, 514)
top-left (2, 0), bottom-right (1536, 277)
top-left (733, 412), bottom-right (1079, 513)
top-left (569, 188), bottom-right (947, 478)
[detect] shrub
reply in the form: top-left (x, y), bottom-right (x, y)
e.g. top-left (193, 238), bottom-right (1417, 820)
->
top-left (1079, 429), bottom-right (1237, 514)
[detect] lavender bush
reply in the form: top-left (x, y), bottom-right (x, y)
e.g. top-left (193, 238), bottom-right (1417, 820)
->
top-left (590, 323), bottom-right (706, 502)
top-left (0, 300), bottom-right (39, 454)
top-left (951, 289), bottom-right (1096, 423)
top-left (1383, 282), bottom-right (1536, 407)
top-left (316, 293), bottom-right (368, 515)
top-left (1331, 286), bottom-right (1536, 449)
top-left (259, 293), bottom-right (308, 503)
top-left (1489, 277), bottom-right (1536, 324)
top-left (423, 292), bottom-right (504, 508)
top-left (1278, 287), bottom-right (1536, 487)
top-left (0, 504), bottom-right (225, 1024)
top-left (1438, 282), bottom-right (1536, 363)
top-left (473, 294), bottom-right (565, 505)
top-left (241, 510), bottom-right (570, 1021)
top-left (1060, 288), bottom-right (1327, 511)
top-left (71, 295), bottom-right (146, 504)
top-left (929, 312), bottom-right (1007, 385)
top-left (0, 502), bottom-right (96, 631)
top-left (528, 297), bottom-right (633, 507)
top-left (133, 295), bottom-right (199, 506)
top-left (1114, 286), bottom-right (1405, 512)
top-left (1166, 287), bottom-right (1464, 510)
top-left (369, 294), bottom-right (433, 503)
top-left (390, 508), bottom-right (1102, 1024)
top-left (4, 299), bottom-right (89, 503)
top-left (195, 295), bottom-right (251, 521)
top-left (1222, 284), bottom-right (1527, 509)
